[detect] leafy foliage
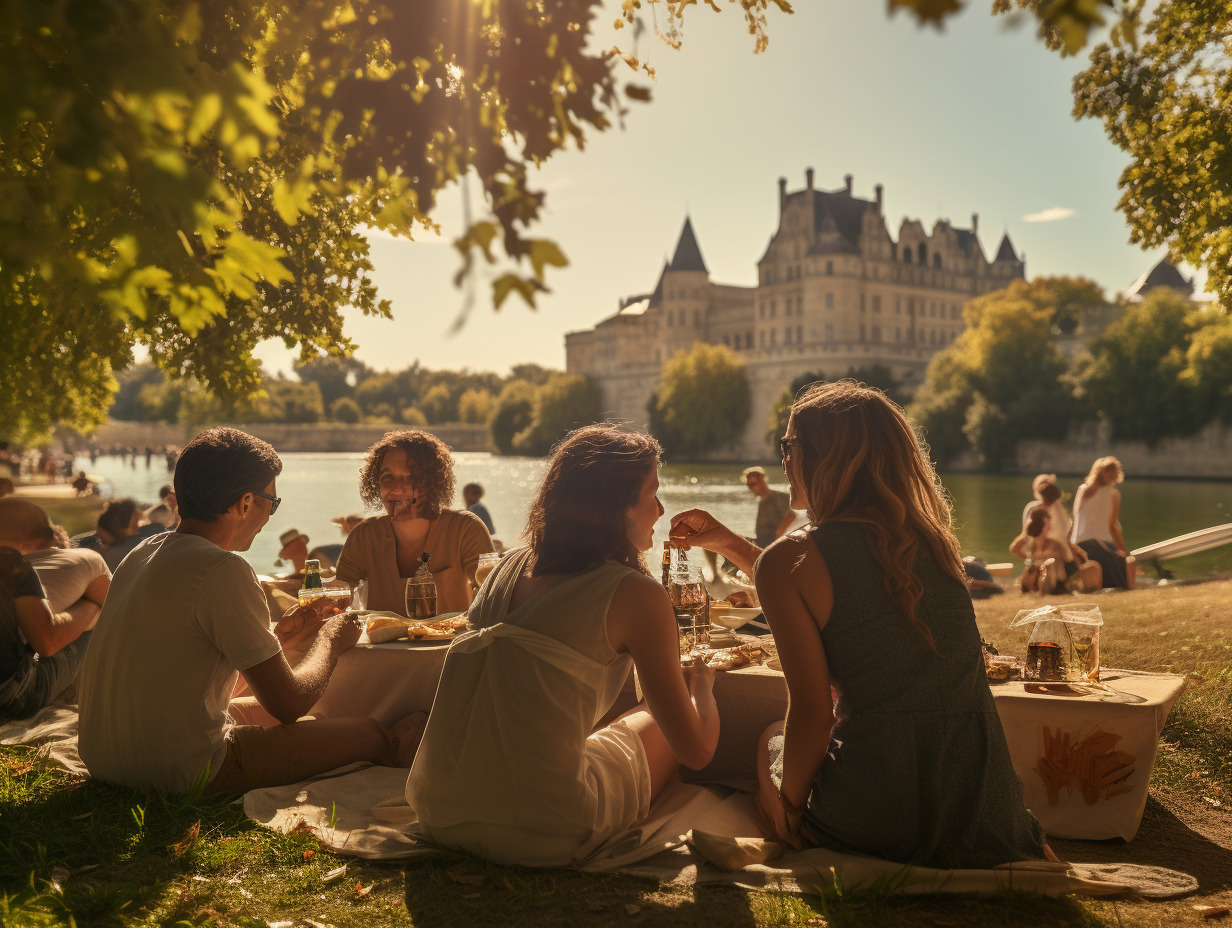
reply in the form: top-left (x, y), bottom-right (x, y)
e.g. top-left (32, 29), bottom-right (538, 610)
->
top-left (1075, 290), bottom-right (1211, 443)
top-left (489, 380), bottom-right (539, 455)
top-left (512, 374), bottom-right (601, 456)
top-left (649, 343), bottom-right (750, 457)
top-left (1069, 0), bottom-right (1232, 310)
top-left (908, 278), bottom-right (1100, 470)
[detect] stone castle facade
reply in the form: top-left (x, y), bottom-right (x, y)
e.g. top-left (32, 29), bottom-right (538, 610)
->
top-left (565, 170), bottom-right (1027, 460)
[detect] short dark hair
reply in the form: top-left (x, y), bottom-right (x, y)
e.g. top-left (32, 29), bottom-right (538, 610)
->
top-left (524, 424), bottom-right (661, 576)
top-left (158, 485), bottom-right (173, 500)
top-left (358, 430), bottom-right (455, 520)
top-left (174, 428), bottom-right (282, 522)
top-left (463, 482), bottom-right (483, 499)
top-left (1038, 483), bottom-right (1062, 505)
top-left (97, 499), bottom-right (139, 538)
top-left (1025, 503), bottom-right (1049, 538)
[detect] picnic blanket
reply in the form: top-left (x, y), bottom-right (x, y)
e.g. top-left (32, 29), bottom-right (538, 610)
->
top-left (0, 706), bottom-right (1188, 898)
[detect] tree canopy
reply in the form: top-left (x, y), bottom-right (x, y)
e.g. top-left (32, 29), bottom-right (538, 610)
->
top-left (648, 343), bottom-right (751, 458)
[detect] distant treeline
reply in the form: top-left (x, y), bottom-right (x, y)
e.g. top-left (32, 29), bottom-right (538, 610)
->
top-left (108, 359), bottom-right (602, 457)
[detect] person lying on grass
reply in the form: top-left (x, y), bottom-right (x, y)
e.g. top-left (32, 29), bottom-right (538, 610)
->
top-left (408, 425), bottom-right (719, 867)
top-left (671, 380), bottom-right (1058, 868)
top-left (78, 427), bottom-right (427, 795)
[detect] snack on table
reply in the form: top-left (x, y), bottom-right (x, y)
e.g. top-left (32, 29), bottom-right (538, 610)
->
top-left (683, 642), bottom-right (771, 671)
top-left (366, 615), bottom-right (410, 643)
top-left (407, 614), bottom-right (469, 639)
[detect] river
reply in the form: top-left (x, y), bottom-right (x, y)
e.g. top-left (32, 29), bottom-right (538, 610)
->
top-left (66, 452), bottom-right (1232, 581)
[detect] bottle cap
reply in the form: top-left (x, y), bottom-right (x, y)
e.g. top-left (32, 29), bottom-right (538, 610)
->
top-left (305, 559), bottom-right (321, 571)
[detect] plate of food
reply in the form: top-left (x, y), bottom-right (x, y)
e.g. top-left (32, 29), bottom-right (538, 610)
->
top-left (707, 603), bottom-right (763, 630)
top-left (362, 611), bottom-right (469, 646)
top-left (681, 641), bottom-right (774, 672)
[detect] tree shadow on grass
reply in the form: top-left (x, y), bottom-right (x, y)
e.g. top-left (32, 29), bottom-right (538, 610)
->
top-left (1052, 795), bottom-right (1232, 894)
top-left (401, 854), bottom-right (760, 928)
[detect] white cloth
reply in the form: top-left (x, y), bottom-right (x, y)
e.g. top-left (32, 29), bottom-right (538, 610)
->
top-left (1021, 499), bottom-right (1072, 546)
top-left (1071, 485), bottom-right (1119, 546)
top-left (407, 547), bottom-right (652, 867)
top-left (24, 547), bottom-right (109, 614)
top-left (78, 532), bottom-right (282, 792)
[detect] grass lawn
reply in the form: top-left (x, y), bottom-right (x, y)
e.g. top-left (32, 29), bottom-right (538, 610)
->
top-left (2, 581), bottom-right (1229, 927)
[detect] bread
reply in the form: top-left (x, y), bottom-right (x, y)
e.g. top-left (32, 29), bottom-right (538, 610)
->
top-left (366, 616), bottom-right (409, 643)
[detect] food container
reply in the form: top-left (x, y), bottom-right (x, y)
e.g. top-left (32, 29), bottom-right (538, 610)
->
top-left (1010, 603), bottom-right (1102, 682)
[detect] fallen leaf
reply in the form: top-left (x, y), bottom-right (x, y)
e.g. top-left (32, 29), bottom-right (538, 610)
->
top-left (503, 876), bottom-right (517, 893)
top-left (1201, 797), bottom-right (1225, 809)
top-left (7, 761), bottom-right (34, 776)
top-left (1193, 905), bottom-right (1230, 919)
top-left (446, 867), bottom-right (483, 885)
top-left (355, 881), bottom-right (373, 897)
top-left (625, 903), bottom-right (642, 916)
top-left (69, 810), bottom-right (94, 821)
top-left (171, 821), bottom-right (201, 857)
top-left (302, 849), bottom-right (315, 862)
top-left (321, 865), bottom-right (347, 884)
top-left (191, 875), bottom-right (209, 882)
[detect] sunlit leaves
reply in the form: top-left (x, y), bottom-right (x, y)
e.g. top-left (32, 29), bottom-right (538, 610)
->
top-left (887, 0), bottom-right (965, 28)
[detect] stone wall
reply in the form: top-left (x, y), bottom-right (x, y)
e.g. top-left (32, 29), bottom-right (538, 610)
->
top-left (1010, 420), bottom-right (1232, 480)
top-left (82, 421), bottom-right (491, 454)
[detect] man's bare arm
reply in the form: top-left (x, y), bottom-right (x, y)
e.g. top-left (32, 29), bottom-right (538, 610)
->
top-left (14, 597), bottom-right (98, 657)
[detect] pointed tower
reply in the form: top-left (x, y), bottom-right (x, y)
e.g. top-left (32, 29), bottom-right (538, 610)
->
top-left (991, 231), bottom-right (1025, 279)
top-left (661, 217), bottom-right (711, 357)
top-left (1126, 257), bottom-right (1194, 300)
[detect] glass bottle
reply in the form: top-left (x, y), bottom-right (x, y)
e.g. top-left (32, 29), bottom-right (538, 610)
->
top-left (297, 559), bottom-right (324, 605)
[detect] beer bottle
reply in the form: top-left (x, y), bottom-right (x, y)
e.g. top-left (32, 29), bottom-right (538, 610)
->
top-left (297, 559), bottom-right (324, 606)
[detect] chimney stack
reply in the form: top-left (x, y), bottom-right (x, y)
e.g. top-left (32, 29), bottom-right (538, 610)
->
top-left (778, 177), bottom-right (787, 216)
top-left (805, 168), bottom-right (815, 239)
top-left (874, 184), bottom-right (883, 213)
top-left (844, 174), bottom-right (853, 195)
top-left (806, 168), bottom-right (815, 193)
top-left (972, 213), bottom-right (979, 235)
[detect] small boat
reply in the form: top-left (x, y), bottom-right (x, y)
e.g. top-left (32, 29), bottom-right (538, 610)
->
top-left (1130, 523), bottom-right (1232, 580)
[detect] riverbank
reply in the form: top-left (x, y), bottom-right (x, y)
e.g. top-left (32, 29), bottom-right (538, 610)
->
top-left (79, 420), bottom-right (491, 454)
top-left (1, 581), bottom-right (1228, 928)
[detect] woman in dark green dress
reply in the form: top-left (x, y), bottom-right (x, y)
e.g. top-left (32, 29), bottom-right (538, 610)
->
top-left (670, 381), bottom-right (1052, 868)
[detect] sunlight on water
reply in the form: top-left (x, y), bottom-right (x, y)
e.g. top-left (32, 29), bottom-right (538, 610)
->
top-left (81, 453), bottom-right (1232, 580)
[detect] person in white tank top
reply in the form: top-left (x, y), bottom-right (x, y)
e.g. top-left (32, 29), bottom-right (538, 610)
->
top-left (1070, 456), bottom-right (1135, 589)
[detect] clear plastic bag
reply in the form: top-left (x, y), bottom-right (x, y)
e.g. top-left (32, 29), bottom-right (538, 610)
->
top-left (1010, 603), bottom-right (1103, 682)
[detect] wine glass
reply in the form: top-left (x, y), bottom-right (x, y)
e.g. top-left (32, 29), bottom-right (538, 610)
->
top-left (474, 552), bottom-right (500, 588)
top-left (668, 565), bottom-right (710, 649)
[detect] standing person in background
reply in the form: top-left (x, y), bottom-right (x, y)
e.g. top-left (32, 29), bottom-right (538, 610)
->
top-left (334, 431), bottom-right (494, 615)
top-left (1071, 456), bottom-right (1135, 590)
top-left (743, 466), bottom-right (794, 548)
top-left (462, 482), bottom-right (495, 536)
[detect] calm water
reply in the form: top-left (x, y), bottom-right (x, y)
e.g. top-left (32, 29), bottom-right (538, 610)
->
top-left (72, 453), bottom-right (1232, 579)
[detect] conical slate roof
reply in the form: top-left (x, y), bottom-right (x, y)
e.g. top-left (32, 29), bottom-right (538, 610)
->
top-left (650, 260), bottom-right (668, 304)
top-left (1126, 257), bottom-right (1194, 299)
top-left (668, 217), bottom-right (708, 273)
top-left (994, 233), bottom-right (1019, 263)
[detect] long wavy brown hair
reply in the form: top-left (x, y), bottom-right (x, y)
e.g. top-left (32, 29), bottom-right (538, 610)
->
top-left (358, 430), bottom-right (456, 521)
top-left (790, 381), bottom-right (964, 648)
top-left (524, 425), bottom-right (661, 576)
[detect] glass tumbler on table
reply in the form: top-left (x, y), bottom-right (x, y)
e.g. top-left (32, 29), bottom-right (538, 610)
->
top-left (474, 552), bottom-right (500, 589)
top-left (668, 565), bottom-right (710, 649)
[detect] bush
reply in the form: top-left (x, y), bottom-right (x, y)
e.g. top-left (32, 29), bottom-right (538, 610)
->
top-left (330, 397), bottom-right (361, 423)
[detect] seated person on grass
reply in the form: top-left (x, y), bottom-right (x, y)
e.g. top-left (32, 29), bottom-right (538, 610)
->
top-left (0, 499), bottom-right (111, 616)
top-left (0, 540), bottom-right (99, 720)
top-left (78, 427), bottom-right (427, 795)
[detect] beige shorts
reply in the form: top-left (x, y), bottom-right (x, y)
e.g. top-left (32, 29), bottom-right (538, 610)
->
top-left (207, 724), bottom-right (321, 795)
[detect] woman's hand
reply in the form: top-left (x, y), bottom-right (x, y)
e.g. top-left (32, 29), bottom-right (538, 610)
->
top-left (682, 655), bottom-right (716, 698)
top-left (669, 509), bottom-right (761, 577)
top-left (725, 589), bottom-right (760, 608)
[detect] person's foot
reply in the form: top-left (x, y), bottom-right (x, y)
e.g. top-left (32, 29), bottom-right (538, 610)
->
top-left (389, 711), bottom-right (429, 767)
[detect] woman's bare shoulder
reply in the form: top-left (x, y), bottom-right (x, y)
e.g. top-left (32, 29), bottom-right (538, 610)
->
top-left (755, 530), bottom-right (820, 580)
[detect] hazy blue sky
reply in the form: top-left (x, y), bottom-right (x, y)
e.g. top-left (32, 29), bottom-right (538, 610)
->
top-left (256, 1), bottom-right (1178, 378)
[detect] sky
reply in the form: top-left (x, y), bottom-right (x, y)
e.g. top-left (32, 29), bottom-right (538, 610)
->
top-left (254, 1), bottom-right (1180, 378)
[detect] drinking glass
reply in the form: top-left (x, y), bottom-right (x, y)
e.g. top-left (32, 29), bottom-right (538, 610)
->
top-left (474, 552), bottom-right (500, 588)
top-left (668, 565), bottom-right (710, 648)
top-left (405, 576), bottom-right (438, 620)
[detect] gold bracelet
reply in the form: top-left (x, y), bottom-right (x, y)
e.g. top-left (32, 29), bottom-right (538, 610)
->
top-left (778, 789), bottom-right (807, 817)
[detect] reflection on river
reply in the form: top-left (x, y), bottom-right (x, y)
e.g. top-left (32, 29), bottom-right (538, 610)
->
top-left (79, 452), bottom-right (1232, 581)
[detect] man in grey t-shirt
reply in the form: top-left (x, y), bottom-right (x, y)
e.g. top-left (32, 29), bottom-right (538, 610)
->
top-left (78, 427), bottom-right (427, 794)
top-left (743, 466), bottom-right (795, 548)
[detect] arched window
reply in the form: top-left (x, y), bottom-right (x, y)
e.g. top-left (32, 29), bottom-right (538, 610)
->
top-left (918, 243), bottom-right (927, 264)
top-left (903, 247), bottom-right (912, 264)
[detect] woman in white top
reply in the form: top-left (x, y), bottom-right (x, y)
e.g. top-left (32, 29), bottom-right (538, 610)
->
top-left (407, 425), bottom-right (719, 867)
top-left (1070, 456), bottom-right (1135, 589)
